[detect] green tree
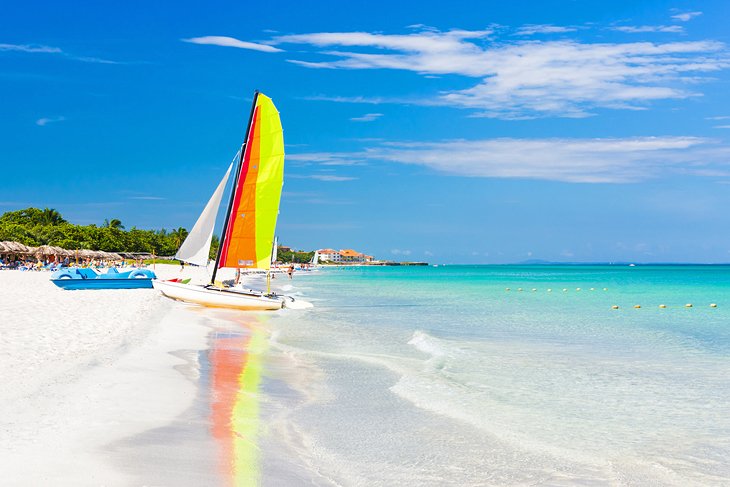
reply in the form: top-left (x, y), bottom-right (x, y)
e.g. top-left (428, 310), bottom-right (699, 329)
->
top-left (103, 218), bottom-right (124, 229)
top-left (170, 227), bottom-right (189, 250)
top-left (39, 208), bottom-right (66, 226)
top-left (209, 234), bottom-right (220, 260)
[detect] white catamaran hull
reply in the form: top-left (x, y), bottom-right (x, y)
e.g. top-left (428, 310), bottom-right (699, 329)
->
top-left (153, 279), bottom-right (284, 310)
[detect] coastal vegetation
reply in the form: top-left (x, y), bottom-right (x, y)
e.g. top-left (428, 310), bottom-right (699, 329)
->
top-left (0, 207), bottom-right (192, 256)
top-left (0, 207), bottom-right (311, 262)
top-left (277, 248), bottom-right (315, 264)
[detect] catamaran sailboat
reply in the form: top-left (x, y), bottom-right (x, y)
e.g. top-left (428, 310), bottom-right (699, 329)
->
top-left (153, 91), bottom-right (310, 310)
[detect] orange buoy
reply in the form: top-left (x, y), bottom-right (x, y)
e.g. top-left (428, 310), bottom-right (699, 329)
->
top-left (634, 305), bottom-right (641, 309)
top-left (659, 304), bottom-right (667, 309)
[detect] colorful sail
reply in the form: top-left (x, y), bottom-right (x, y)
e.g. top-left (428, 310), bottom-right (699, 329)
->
top-left (218, 93), bottom-right (285, 270)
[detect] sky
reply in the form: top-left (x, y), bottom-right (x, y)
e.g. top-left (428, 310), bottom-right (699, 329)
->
top-left (2, 0), bottom-right (730, 263)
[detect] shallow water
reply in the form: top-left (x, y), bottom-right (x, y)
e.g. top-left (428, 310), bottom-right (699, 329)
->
top-left (258, 265), bottom-right (730, 485)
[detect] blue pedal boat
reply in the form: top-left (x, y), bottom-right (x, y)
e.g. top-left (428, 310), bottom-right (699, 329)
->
top-left (50, 267), bottom-right (157, 290)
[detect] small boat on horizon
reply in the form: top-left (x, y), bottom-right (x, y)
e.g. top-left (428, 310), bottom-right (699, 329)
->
top-left (153, 91), bottom-right (311, 310)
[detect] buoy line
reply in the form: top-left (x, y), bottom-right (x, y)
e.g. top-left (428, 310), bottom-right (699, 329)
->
top-left (611, 303), bottom-right (718, 310)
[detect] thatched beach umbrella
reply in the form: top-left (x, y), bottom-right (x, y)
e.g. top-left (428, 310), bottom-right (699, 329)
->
top-left (34, 245), bottom-right (58, 257)
top-left (78, 249), bottom-right (95, 258)
top-left (2, 241), bottom-right (31, 254)
top-left (57, 247), bottom-right (73, 257)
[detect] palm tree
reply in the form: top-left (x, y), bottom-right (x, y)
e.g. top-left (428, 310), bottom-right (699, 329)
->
top-left (39, 208), bottom-right (65, 226)
top-left (170, 227), bottom-right (189, 249)
top-left (103, 218), bottom-right (124, 229)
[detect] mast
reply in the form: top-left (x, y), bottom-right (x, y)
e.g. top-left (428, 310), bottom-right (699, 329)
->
top-left (211, 89), bottom-right (260, 285)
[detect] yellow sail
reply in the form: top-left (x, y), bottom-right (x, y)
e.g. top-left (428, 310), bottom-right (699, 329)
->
top-left (218, 94), bottom-right (284, 270)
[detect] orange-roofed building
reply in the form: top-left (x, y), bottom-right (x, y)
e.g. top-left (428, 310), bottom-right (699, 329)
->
top-left (317, 248), bottom-right (374, 263)
top-left (317, 249), bottom-right (341, 262)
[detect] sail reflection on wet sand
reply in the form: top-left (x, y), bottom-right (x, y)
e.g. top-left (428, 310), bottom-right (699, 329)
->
top-left (209, 316), bottom-right (268, 486)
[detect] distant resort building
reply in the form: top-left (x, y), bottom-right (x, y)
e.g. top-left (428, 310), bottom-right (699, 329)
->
top-left (316, 248), bottom-right (374, 264)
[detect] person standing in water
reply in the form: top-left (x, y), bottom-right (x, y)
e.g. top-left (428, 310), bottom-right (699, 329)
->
top-left (287, 264), bottom-right (294, 279)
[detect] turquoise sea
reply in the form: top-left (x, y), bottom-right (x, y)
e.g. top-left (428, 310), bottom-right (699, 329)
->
top-left (260, 265), bottom-right (730, 485)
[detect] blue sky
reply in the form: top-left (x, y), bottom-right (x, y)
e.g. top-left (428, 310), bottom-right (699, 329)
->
top-left (2, 0), bottom-right (730, 263)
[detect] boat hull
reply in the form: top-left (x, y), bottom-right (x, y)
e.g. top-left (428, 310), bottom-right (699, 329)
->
top-left (50, 268), bottom-right (156, 290)
top-left (52, 278), bottom-right (154, 290)
top-left (152, 279), bottom-right (284, 310)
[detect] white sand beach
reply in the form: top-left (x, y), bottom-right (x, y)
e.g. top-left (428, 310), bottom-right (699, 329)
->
top-left (0, 266), bottom-right (238, 485)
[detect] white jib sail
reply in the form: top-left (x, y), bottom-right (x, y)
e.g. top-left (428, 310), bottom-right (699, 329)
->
top-left (175, 163), bottom-right (233, 267)
top-left (271, 236), bottom-right (278, 265)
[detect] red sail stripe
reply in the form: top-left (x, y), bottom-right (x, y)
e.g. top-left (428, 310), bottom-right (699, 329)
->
top-left (218, 106), bottom-right (260, 268)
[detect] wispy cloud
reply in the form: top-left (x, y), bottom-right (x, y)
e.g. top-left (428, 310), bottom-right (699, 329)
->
top-left (35, 116), bottom-right (65, 126)
top-left (391, 248), bottom-right (412, 256)
top-left (295, 136), bottom-right (730, 183)
top-left (305, 94), bottom-right (391, 104)
top-left (612, 25), bottom-right (684, 33)
top-left (671, 11), bottom-right (702, 22)
top-left (1, 42), bottom-right (120, 64)
top-left (182, 36), bottom-right (282, 53)
top-left (350, 112), bottom-right (383, 122)
top-left (128, 196), bottom-right (166, 200)
top-left (269, 29), bottom-right (729, 119)
top-left (515, 24), bottom-right (577, 35)
top-left (287, 152), bottom-right (365, 166)
top-left (0, 43), bottom-right (61, 53)
top-left (706, 115), bottom-right (730, 120)
top-left (714, 125), bottom-right (730, 129)
top-left (306, 175), bottom-right (357, 181)
top-left (73, 56), bottom-right (121, 64)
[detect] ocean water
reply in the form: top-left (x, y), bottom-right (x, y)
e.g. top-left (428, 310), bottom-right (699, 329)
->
top-left (257, 265), bottom-right (730, 486)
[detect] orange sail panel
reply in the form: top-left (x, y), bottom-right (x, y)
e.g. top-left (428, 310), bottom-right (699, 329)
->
top-left (219, 94), bottom-right (284, 270)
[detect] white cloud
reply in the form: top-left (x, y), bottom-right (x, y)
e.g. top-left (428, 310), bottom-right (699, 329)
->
top-left (0, 43), bottom-right (61, 53)
top-left (271, 29), bottom-right (729, 119)
top-left (35, 116), bottom-right (65, 126)
top-left (350, 113), bottom-right (383, 122)
top-left (128, 196), bottom-right (165, 200)
top-left (73, 56), bottom-right (120, 64)
top-left (391, 249), bottom-right (412, 255)
top-left (296, 136), bottom-right (730, 183)
top-left (290, 174), bottom-right (357, 181)
top-left (714, 125), bottom-right (730, 129)
top-left (287, 152), bottom-right (365, 166)
top-left (1, 43), bottom-right (119, 63)
top-left (275, 29), bottom-right (493, 54)
top-left (182, 36), bottom-right (282, 53)
top-left (671, 11), bottom-right (702, 22)
top-left (612, 25), bottom-right (684, 33)
top-left (305, 94), bottom-right (390, 104)
top-left (515, 24), bottom-right (577, 35)
top-left (706, 115), bottom-right (730, 120)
